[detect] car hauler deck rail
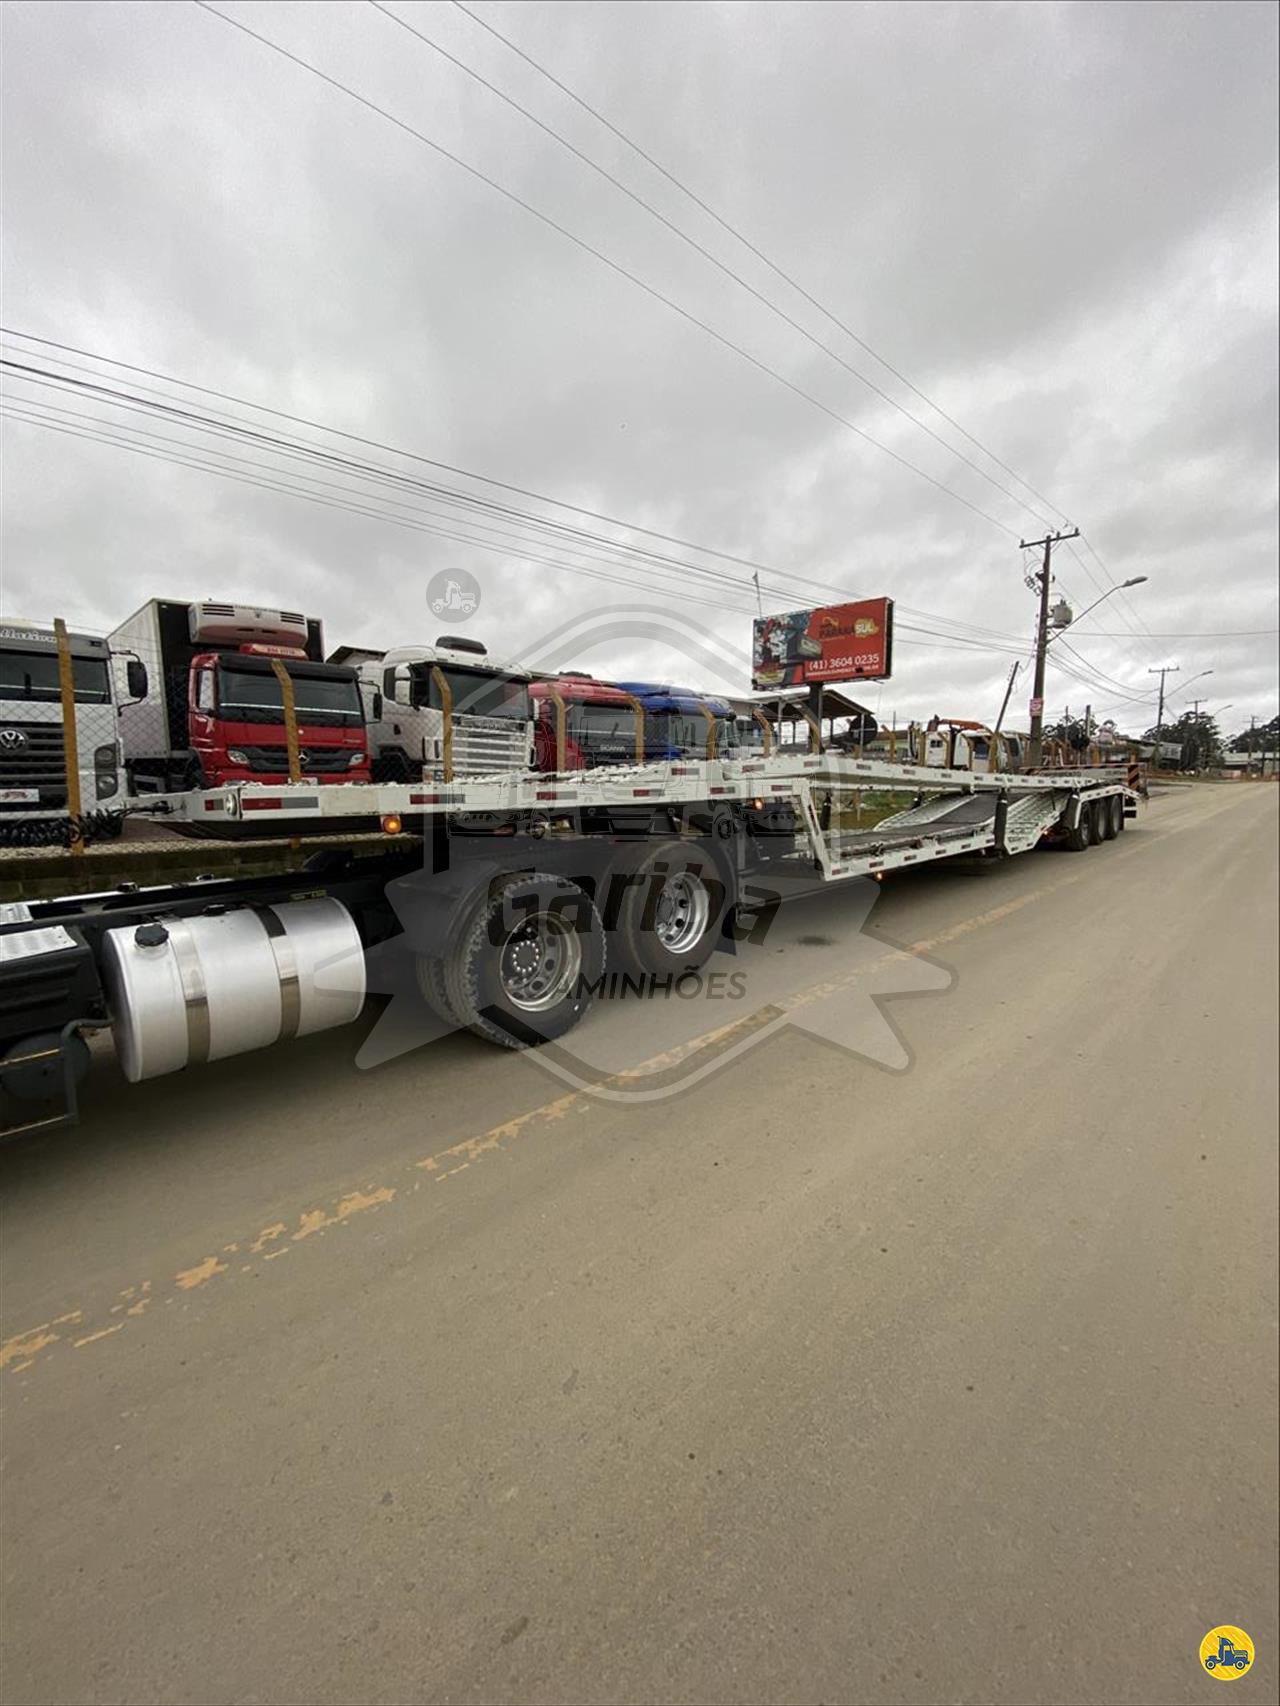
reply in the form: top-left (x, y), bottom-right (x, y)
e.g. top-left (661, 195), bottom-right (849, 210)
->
top-left (0, 746), bottom-right (1139, 1138)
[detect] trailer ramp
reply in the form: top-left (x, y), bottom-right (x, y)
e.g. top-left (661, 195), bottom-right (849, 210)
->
top-left (798, 785), bottom-right (1073, 878)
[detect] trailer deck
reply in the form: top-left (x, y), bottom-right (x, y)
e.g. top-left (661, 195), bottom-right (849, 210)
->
top-left (0, 746), bottom-right (1140, 1136)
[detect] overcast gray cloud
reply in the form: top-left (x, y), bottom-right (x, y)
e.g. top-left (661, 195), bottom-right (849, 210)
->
top-left (1, 0), bottom-right (1276, 738)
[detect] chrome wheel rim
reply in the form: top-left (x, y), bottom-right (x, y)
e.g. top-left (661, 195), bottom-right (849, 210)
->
top-left (499, 912), bottom-right (582, 1011)
top-left (653, 871), bottom-right (711, 954)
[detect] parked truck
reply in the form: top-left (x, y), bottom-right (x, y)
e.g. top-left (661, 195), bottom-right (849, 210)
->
top-left (531, 674), bottom-right (640, 772)
top-left (350, 635), bottom-right (533, 782)
top-left (0, 619), bottom-right (127, 841)
top-left (109, 600), bottom-right (369, 792)
top-left (613, 681), bottom-right (741, 759)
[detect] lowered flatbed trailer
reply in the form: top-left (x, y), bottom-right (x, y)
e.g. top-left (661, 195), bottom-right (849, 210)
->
top-left (0, 751), bottom-right (1139, 1135)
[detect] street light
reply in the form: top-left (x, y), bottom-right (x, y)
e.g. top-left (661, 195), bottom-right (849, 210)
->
top-left (1028, 564), bottom-right (1149, 765)
top-left (1045, 575), bottom-right (1149, 645)
top-left (1172, 668), bottom-right (1214, 700)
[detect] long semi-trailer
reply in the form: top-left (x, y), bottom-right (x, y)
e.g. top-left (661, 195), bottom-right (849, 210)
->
top-left (0, 748), bottom-right (1139, 1136)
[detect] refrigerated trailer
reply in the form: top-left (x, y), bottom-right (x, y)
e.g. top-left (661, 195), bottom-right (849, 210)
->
top-left (0, 747), bottom-right (1140, 1136)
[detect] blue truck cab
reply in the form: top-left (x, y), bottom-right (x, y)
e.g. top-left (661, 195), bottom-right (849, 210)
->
top-left (614, 681), bottom-right (795, 851)
top-left (612, 682), bottom-right (740, 760)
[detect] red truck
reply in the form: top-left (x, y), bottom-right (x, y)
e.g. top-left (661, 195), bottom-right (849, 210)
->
top-left (110, 600), bottom-right (370, 792)
top-left (531, 674), bottom-right (640, 772)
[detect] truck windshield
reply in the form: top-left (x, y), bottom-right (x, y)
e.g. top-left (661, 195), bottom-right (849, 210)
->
top-left (0, 651), bottom-right (111, 704)
top-left (569, 704), bottom-right (637, 742)
top-left (646, 711), bottom-right (737, 755)
top-left (217, 666), bottom-right (363, 725)
top-left (421, 669), bottom-right (530, 721)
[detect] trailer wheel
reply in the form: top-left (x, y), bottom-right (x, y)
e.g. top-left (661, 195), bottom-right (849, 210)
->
top-left (1064, 803), bottom-right (1094, 852)
top-left (442, 873), bottom-right (605, 1049)
top-left (1110, 795), bottom-right (1125, 836)
top-left (613, 839), bottom-right (728, 977)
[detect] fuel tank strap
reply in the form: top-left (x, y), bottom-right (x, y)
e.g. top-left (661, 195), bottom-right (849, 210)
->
top-left (254, 906), bottom-right (302, 1041)
top-left (165, 917), bottom-right (211, 1066)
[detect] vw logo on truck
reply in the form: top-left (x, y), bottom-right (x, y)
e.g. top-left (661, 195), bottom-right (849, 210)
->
top-left (0, 728), bottom-right (29, 751)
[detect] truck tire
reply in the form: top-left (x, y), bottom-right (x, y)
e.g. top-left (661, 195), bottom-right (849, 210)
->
top-left (442, 872), bottom-right (605, 1049)
top-left (415, 953), bottom-right (459, 1026)
top-left (612, 839), bottom-right (729, 977)
top-left (1110, 795), bottom-right (1125, 836)
top-left (1064, 802), bottom-right (1094, 852)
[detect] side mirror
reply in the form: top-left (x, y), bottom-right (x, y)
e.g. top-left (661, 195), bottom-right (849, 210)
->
top-left (371, 691), bottom-right (383, 721)
top-left (126, 659), bottom-right (148, 700)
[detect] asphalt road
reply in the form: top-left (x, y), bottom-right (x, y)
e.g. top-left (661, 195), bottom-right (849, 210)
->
top-left (2, 784), bottom-right (1276, 1706)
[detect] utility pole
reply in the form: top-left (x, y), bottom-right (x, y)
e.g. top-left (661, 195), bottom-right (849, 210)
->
top-left (993, 659), bottom-right (1019, 734)
top-left (1148, 664), bottom-right (1180, 774)
top-left (1022, 527), bottom-right (1080, 767)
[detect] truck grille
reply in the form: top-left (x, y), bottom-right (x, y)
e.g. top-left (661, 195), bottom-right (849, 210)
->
top-left (445, 720), bottom-right (531, 778)
top-left (241, 744), bottom-right (354, 776)
top-left (0, 721), bottom-right (67, 808)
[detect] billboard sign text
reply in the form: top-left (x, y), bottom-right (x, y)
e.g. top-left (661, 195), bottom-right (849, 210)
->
top-left (752, 598), bottom-right (893, 691)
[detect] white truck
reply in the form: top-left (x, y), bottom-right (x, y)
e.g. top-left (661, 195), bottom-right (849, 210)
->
top-left (339, 634), bottom-right (534, 782)
top-left (0, 619), bottom-right (132, 843)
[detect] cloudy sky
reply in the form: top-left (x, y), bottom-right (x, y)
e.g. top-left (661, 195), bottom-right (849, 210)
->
top-left (2, 0), bottom-right (1276, 738)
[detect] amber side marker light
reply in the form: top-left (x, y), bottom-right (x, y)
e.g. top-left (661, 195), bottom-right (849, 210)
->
top-left (381, 813), bottom-right (403, 835)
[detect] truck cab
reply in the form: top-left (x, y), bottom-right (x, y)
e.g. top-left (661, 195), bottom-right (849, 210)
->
top-left (0, 621), bottom-right (125, 831)
top-left (111, 601), bottom-right (368, 792)
top-left (531, 675), bottom-right (640, 771)
top-left (187, 649), bottom-right (368, 787)
top-left (357, 636), bottom-right (534, 782)
top-left (612, 682), bottom-right (741, 760)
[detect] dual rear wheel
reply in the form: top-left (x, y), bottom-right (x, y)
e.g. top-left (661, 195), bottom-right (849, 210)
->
top-left (416, 840), bottom-right (727, 1049)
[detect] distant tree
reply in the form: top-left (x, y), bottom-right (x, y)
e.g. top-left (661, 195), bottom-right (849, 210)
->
top-left (1230, 713), bottom-right (1280, 753)
top-left (1044, 715), bottom-right (1090, 750)
top-left (1140, 711), bottom-right (1222, 770)
top-left (1176, 711), bottom-right (1223, 771)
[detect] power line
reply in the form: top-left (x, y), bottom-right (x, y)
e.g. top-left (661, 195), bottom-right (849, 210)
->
top-left (0, 403), bottom-right (764, 615)
top-left (1053, 628), bottom-right (1278, 639)
top-left (0, 387), bottom-right (1043, 664)
top-left (1051, 636), bottom-right (1149, 700)
top-left (450, 0), bottom-right (1076, 531)
top-left (0, 331), bottom-right (1045, 651)
top-left (6, 334), bottom-right (1141, 678)
top-left (1077, 531), bottom-right (1153, 639)
top-left (192, 0), bottom-right (1022, 539)
top-left (372, 0), bottom-right (1054, 534)
top-left (0, 391), bottom-right (785, 613)
top-left (1, 353), bottom-right (806, 601)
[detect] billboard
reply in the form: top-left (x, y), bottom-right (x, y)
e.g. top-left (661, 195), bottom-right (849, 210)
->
top-left (751, 598), bottom-right (893, 691)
